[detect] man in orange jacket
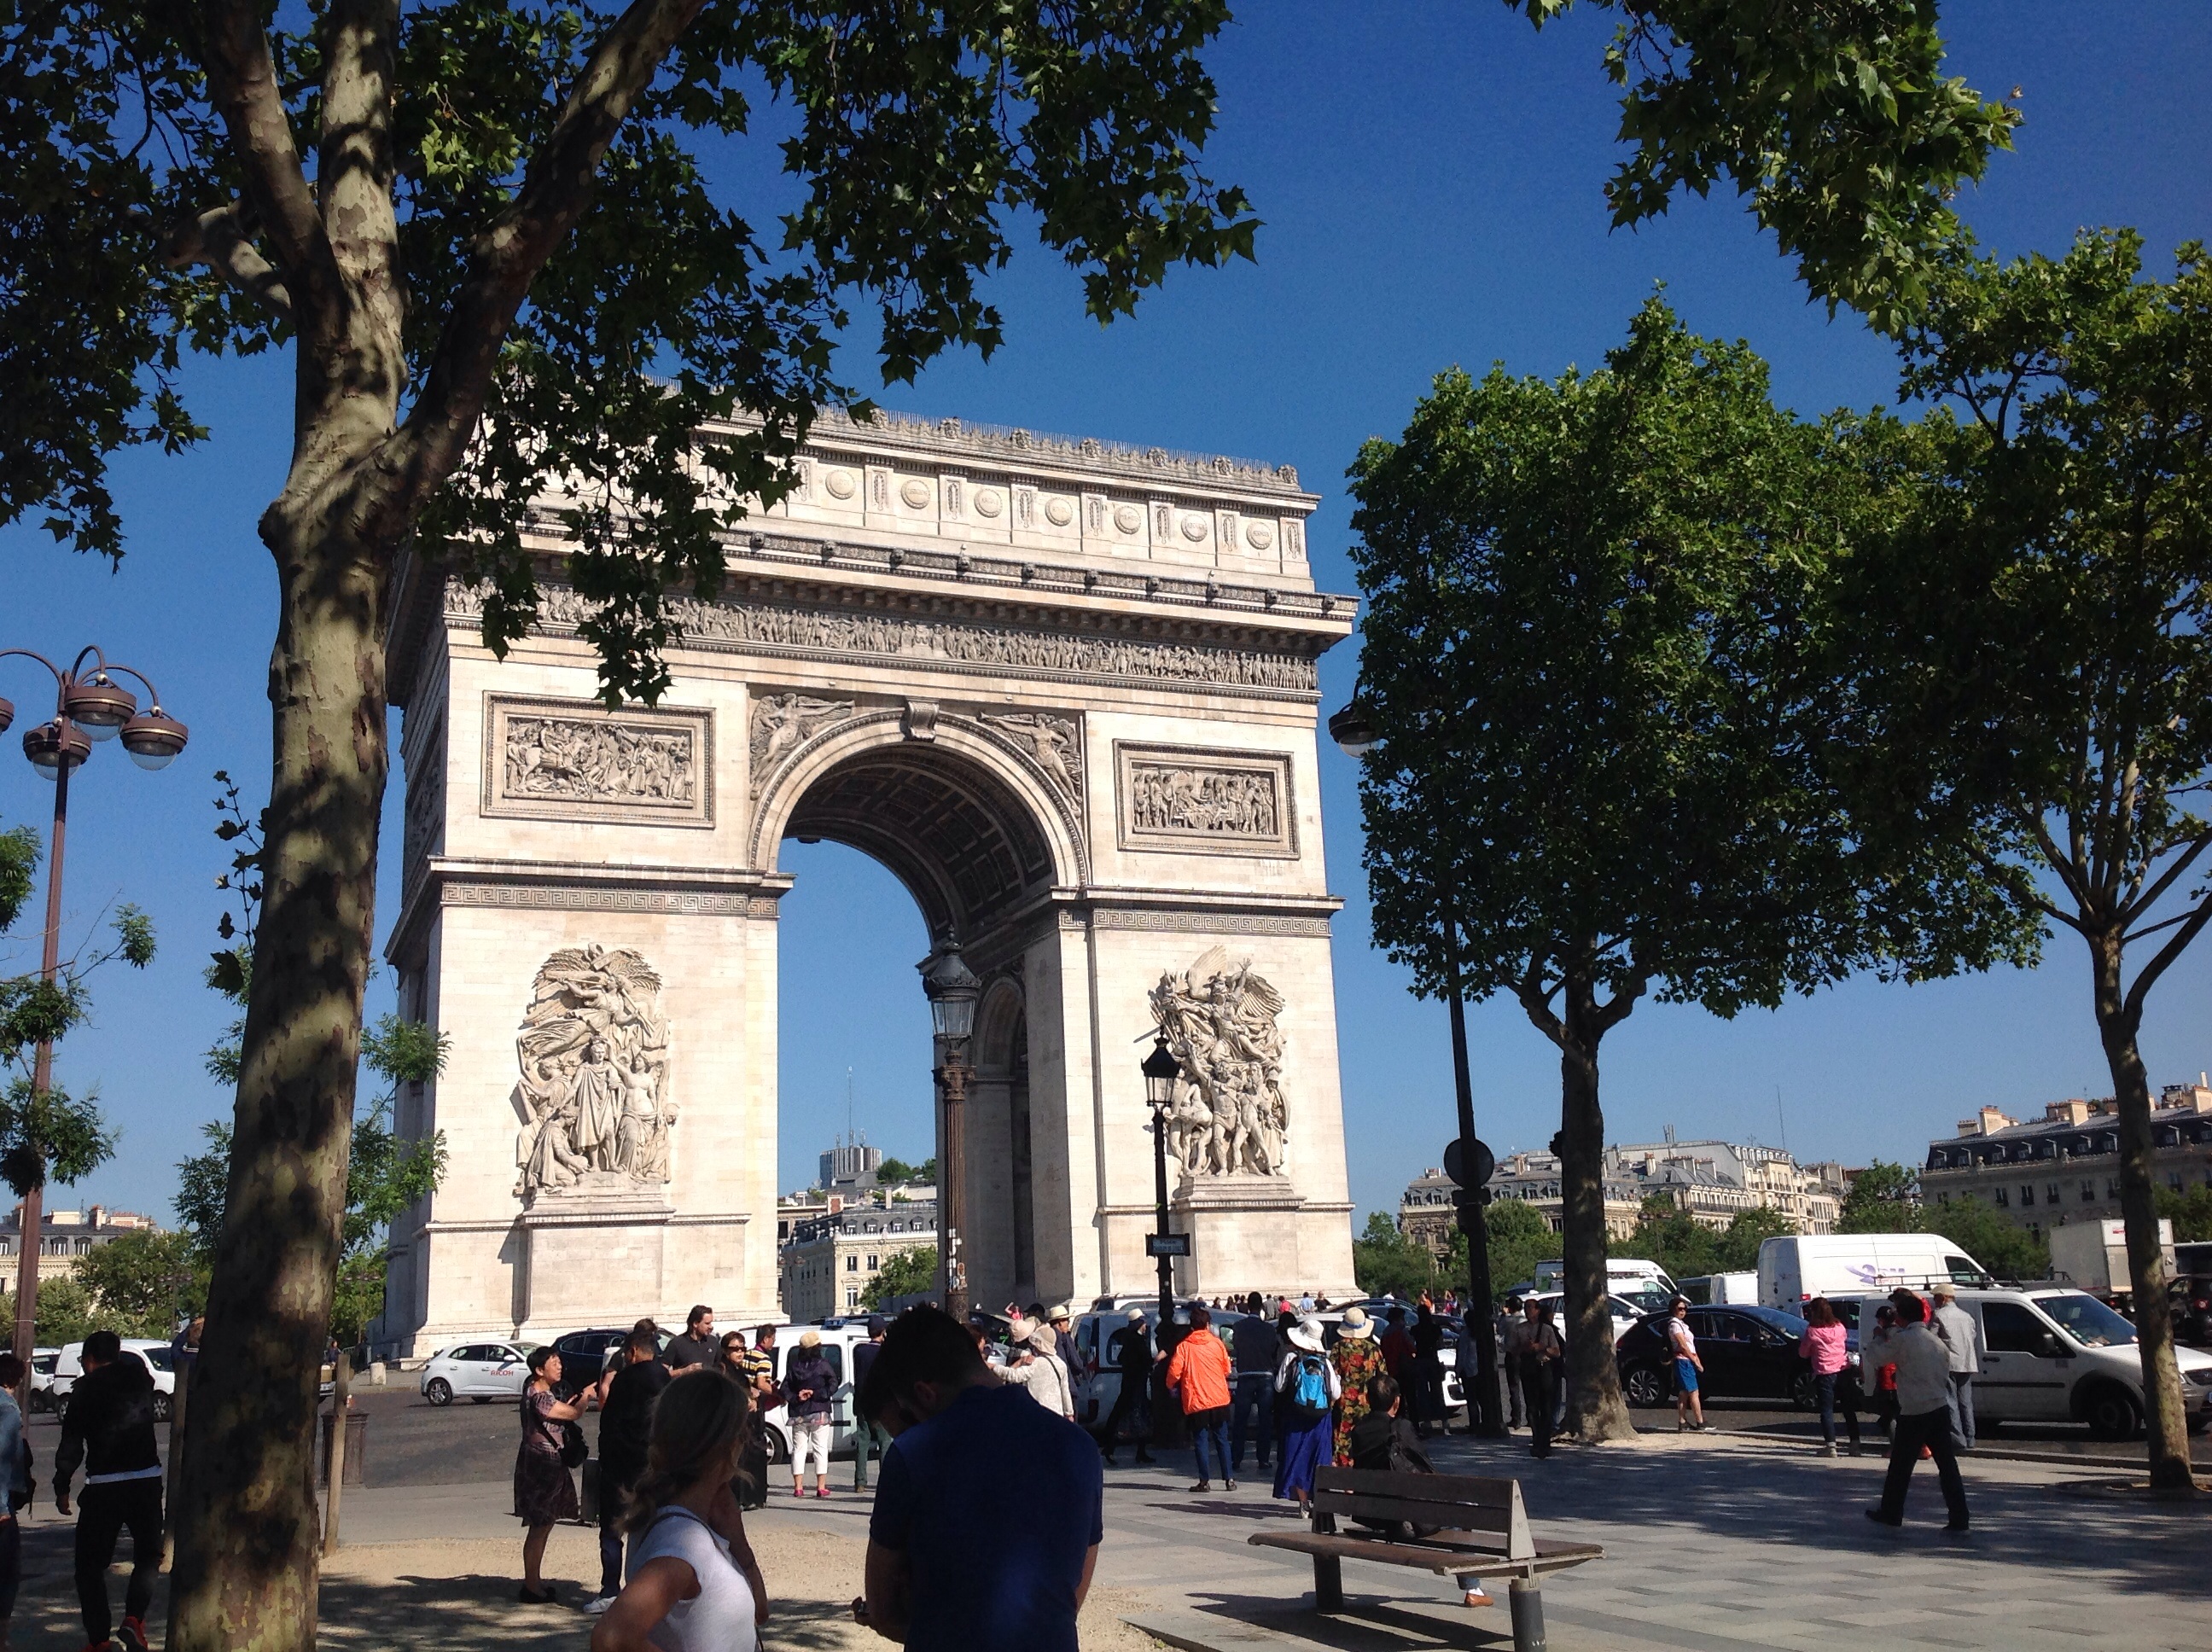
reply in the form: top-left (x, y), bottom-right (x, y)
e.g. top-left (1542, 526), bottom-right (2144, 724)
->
top-left (1164, 1304), bottom-right (1237, 1492)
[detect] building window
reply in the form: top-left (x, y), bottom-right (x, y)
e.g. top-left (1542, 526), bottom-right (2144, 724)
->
top-left (2081, 1181), bottom-right (2096, 1201)
top-left (1994, 1187), bottom-right (2009, 1207)
top-left (2047, 1184), bottom-right (2061, 1205)
top-left (866, 1254), bottom-right (878, 1271)
top-left (2108, 1178), bottom-right (2122, 1199)
top-left (2019, 1185), bottom-right (2034, 1207)
top-left (846, 1288), bottom-right (859, 1309)
top-left (2172, 1173), bottom-right (2186, 1190)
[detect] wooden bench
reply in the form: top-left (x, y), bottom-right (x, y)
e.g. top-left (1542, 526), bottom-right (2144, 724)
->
top-left (1248, 1468), bottom-right (1602, 1652)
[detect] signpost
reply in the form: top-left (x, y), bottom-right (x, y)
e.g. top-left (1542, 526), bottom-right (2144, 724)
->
top-left (1145, 1232), bottom-right (1192, 1259)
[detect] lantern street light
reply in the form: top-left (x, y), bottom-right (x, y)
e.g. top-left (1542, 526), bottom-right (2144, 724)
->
top-left (919, 939), bottom-right (981, 1324)
top-left (1330, 684), bottom-right (1504, 1437)
top-left (0, 647), bottom-right (188, 1410)
top-left (1141, 1036), bottom-right (1183, 1327)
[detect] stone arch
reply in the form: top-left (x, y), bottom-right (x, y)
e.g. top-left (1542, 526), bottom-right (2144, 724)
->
top-left (748, 710), bottom-right (1086, 941)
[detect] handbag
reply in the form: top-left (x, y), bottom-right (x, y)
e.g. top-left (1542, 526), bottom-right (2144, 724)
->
top-left (560, 1418), bottom-right (588, 1469)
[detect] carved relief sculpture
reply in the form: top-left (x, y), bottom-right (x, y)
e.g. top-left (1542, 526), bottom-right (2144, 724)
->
top-left (514, 945), bottom-right (676, 1201)
top-left (1115, 743), bottom-right (1296, 858)
top-left (749, 692), bottom-right (855, 796)
top-left (1150, 946), bottom-right (1290, 1178)
top-left (483, 697), bottom-right (712, 827)
top-left (978, 711), bottom-right (1082, 801)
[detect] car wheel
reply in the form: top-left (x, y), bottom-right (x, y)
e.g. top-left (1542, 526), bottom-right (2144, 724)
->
top-left (152, 1392), bottom-right (172, 1423)
top-left (425, 1377), bottom-right (453, 1407)
top-left (762, 1424), bottom-right (791, 1467)
top-left (1622, 1364), bottom-right (1668, 1408)
top-left (2082, 1382), bottom-right (2142, 1441)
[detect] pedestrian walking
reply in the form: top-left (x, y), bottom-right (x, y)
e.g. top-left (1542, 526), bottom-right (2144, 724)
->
top-left (1929, 1282), bottom-right (1983, 1451)
top-left (590, 1366), bottom-right (767, 1652)
top-left (1228, 1293), bottom-right (1279, 1476)
top-left (585, 1328), bottom-right (673, 1616)
top-left (1270, 1315), bottom-right (1339, 1513)
top-left (1411, 1299), bottom-right (1447, 1436)
top-left (666, 1305), bottom-right (718, 1370)
top-left (0, 1352), bottom-right (23, 1651)
top-left (1328, 1306), bottom-right (1387, 1466)
top-left (714, 1329), bottom-right (752, 1382)
top-left (1004, 1316), bottom-right (1076, 1420)
top-left (55, 1331), bottom-right (163, 1650)
top-left (1503, 1299), bottom-right (1564, 1458)
top-left (1865, 1292), bottom-right (1970, 1531)
top-left (1096, 1309), bottom-right (1154, 1466)
top-left (1662, 1296), bottom-right (1707, 1432)
top-left (595, 1318), bottom-right (661, 1409)
top-left (783, 1329), bottom-right (838, 1499)
top-left (1494, 1296), bottom-right (1526, 1429)
top-left (852, 1317), bottom-right (889, 1491)
top-left (852, 1306), bottom-right (1103, 1649)
top-left (515, 1346), bottom-right (585, 1603)
top-left (1166, 1304), bottom-right (1236, 1491)
top-left (1378, 1306), bottom-right (1415, 1386)
top-left (1796, 1298), bottom-right (1860, 1456)
top-left (1867, 1304), bottom-right (1902, 1440)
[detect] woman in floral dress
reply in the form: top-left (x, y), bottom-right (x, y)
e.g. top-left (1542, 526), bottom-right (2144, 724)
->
top-left (1329, 1307), bottom-right (1387, 1467)
top-left (514, 1347), bottom-right (585, 1603)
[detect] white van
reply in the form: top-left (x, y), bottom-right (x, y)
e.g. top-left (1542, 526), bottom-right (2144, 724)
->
top-left (1533, 1258), bottom-right (1678, 1315)
top-left (1831, 1287), bottom-right (2212, 1440)
top-left (1758, 1234), bottom-right (1988, 1311)
top-left (1681, 1271), bottom-right (1759, 1306)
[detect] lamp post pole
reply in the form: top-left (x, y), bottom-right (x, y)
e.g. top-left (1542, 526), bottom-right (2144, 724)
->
top-left (0, 648), bottom-right (187, 1414)
top-left (1142, 1037), bottom-right (1182, 1328)
top-left (1330, 694), bottom-right (1504, 1437)
top-left (920, 941), bottom-right (981, 1326)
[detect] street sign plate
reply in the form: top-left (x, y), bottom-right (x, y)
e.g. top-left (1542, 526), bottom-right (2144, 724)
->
top-left (1444, 1137), bottom-right (1495, 1188)
top-left (1145, 1232), bottom-right (1192, 1259)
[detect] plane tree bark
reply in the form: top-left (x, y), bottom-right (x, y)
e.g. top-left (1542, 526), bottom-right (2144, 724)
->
top-left (1346, 301), bottom-right (2033, 1444)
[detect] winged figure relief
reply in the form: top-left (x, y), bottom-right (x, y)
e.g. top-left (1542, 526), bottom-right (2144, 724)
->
top-left (513, 945), bottom-right (676, 1201)
top-left (1148, 946), bottom-right (1290, 1178)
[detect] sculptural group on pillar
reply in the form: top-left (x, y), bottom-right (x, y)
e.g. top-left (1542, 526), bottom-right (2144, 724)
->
top-left (514, 945), bottom-right (676, 1201)
top-left (1150, 946), bottom-right (1290, 1178)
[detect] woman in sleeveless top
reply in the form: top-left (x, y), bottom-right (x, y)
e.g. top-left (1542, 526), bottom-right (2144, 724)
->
top-left (591, 1365), bottom-right (768, 1652)
top-left (515, 1347), bottom-right (585, 1603)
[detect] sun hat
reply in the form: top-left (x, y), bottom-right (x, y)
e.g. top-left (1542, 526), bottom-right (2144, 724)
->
top-left (1008, 1315), bottom-right (1041, 1345)
top-left (797, 1328), bottom-right (822, 1349)
top-left (1126, 1306), bottom-right (1146, 1323)
top-left (1337, 1306), bottom-right (1374, 1340)
top-left (1049, 1304), bottom-right (1073, 1323)
top-left (1931, 1281), bottom-right (1957, 1298)
top-left (1286, 1316), bottom-right (1326, 1352)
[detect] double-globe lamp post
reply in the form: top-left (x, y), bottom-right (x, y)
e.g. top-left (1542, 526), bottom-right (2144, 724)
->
top-left (0, 649), bottom-right (188, 1400)
top-left (1328, 693), bottom-right (1505, 1437)
top-left (920, 941), bottom-right (981, 1325)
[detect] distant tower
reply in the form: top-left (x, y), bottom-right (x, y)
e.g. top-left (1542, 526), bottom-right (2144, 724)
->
top-left (820, 1131), bottom-right (882, 1192)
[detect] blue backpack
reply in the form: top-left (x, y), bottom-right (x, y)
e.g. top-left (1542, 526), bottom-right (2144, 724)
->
top-left (1287, 1354), bottom-right (1330, 1427)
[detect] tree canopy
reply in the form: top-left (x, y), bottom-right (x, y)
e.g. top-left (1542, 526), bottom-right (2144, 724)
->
top-left (859, 1245), bottom-right (936, 1311)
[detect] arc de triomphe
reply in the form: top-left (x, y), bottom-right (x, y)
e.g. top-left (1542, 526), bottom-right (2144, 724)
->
top-left (377, 410), bottom-right (1359, 1351)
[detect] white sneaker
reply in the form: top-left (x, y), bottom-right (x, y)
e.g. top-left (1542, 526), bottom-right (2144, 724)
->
top-left (583, 1594), bottom-right (619, 1616)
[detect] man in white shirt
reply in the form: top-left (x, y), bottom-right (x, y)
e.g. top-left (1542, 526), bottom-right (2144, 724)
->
top-left (1929, 1283), bottom-right (1984, 1451)
top-left (1865, 1292), bottom-right (1969, 1531)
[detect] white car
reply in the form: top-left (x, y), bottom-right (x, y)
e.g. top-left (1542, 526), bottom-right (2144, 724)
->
top-left (51, 1340), bottom-right (178, 1422)
top-left (419, 1340), bottom-right (534, 1406)
top-left (27, 1348), bottom-right (59, 1414)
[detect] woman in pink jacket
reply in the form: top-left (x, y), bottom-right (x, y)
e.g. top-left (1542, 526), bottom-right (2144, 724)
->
top-left (1797, 1298), bottom-right (1861, 1457)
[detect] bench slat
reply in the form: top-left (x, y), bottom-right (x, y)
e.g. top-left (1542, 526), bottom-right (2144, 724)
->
top-left (1310, 1468), bottom-right (1534, 1560)
top-left (1249, 1530), bottom-right (1604, 1580)
top-left (1313, 1492), bottom-right (1515, 1537)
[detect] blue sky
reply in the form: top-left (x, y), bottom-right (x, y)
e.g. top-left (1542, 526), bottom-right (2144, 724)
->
top-left (4, 3), bottom-right (2209, 1231)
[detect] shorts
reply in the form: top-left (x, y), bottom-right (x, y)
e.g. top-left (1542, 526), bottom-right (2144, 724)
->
top-left (1674, 1358), bottom-right (1700, 1395)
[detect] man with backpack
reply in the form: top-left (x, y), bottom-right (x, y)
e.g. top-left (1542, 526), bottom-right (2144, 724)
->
top-left (1270, 1316), bottom-right (1339, 1514)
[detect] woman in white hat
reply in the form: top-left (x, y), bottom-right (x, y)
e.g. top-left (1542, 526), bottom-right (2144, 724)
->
top-left (1270, 1316), bottom-right (1340, 1512)
top-left (1002, 1315), bottom-right (1076, 1421)
top-left (1329, 1307), bottom-right (1386, 1467)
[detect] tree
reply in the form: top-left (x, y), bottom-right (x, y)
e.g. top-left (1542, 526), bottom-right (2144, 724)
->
top-left (25, 1274), bottom-right (96, 1347)
top-left (1837, 1161), bottom-right (1919, 1234)
top-left (859, 1247), bottom-right (937, 1312)
top-left (2157, 1185), bottom-right (2212, 1246)
top-left (1465, 1197), bottom-right (1556, 1298)
top-left (1512, 0), bottom-right (2018, 329)
top-left (1347, 300), bottom-right (2025, 1443)
top-left (1924, 1195), bottom-right (2048, 1283)
top-left (1713, 1206), bottom-right (1795, 1273)
top-left (3, 11), bottom-right (1257, 1637)
top-left (71, 1227), bottom-right (209, 1338)
top-left (1633, 1196), bottom-right (1720, 1282)
top-left (1836, 231), bottom-right (2212, 1490)
top-left (1353, 1212), bottom-right (1435, 1300)
top-left (874, 1156), bottom-right (936, 1188)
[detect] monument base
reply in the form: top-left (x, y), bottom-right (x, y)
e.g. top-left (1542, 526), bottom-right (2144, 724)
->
top-left (1170, 1172), bottom-right (1324, 1300)
top-left (517, 1173), bottom-right (674, 1335)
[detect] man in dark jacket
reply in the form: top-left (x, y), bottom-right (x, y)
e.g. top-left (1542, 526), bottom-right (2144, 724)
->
top-left (1228, 1294), bottom-right (1279, 1477)
top-left (1095, 1311), bottom-right (1153, 1467)
top-left (56, 1331), bottom-right (162, 1651)
top-left (852, 1318), bottom-right (889, 1491)
top-left (583, 1329), bottom-right (669, 1617)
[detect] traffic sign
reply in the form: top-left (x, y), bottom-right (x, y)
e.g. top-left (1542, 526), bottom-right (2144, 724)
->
top-left (1444, 1137), bottom-right (1495, 1188)
top-left (1145, 1232), bottom-right (1191, 1259)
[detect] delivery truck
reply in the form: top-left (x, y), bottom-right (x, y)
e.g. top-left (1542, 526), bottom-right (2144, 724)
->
top-left (2049, 1217), bottom-right (2175, 1300)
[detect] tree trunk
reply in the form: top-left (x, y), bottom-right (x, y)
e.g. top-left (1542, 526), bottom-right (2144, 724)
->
top-left (2088, 932), bottom-right (2196, 1493)
top-left (1556, 979), bottom-right (1635, 1444)
top-left (166, 517), bottom-right (391, 1649)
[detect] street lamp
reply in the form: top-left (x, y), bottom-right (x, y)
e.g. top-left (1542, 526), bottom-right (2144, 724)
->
top-left (1141, 1036), bottom-right (1182, 1327)
top-left (0, 647), bottom-right (187, 1409)
top-left (919, 939), bottom-right (981, 1323)
top-left (1330, 685), bottom-right (1504, 1437)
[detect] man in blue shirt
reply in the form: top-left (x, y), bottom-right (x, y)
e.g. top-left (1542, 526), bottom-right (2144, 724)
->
top-left (854, 1306), bottom-right (1103, 1651)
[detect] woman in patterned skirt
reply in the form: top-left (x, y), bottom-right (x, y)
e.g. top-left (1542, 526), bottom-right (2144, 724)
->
top-left (515, 1347), bottom-right (585, 1603)
top-left (1329, 1307), bottom-right (1387, 1466)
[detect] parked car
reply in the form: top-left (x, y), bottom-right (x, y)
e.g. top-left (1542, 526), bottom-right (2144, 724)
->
top-left (2173, 1275), bottom-right (2212, 1347)
top-left (1615, 1304), bottom-right (1824, 1410)
top-left (419, 1340), bottom-right (534, 1406)
top-left (27, 1348), bottom-right (59, 1414)
top-left (545, 1325), bottom-right (673, 1397)
top-left (1831, 1287), bottom-right (2212, 1440)
top-left (51, 1340), bottom-right (177, 1422)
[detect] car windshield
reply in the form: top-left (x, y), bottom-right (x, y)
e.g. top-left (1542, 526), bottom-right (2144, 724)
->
top-left (141, 1347), bottom-right (174, 1372)
top-left (1615, 1287), bottom-right (1672, 1315)
top-left (1731, 1306), bottom-right (1809, 1335)
top-left (2033, 1291), bottom-right (2137, 1348)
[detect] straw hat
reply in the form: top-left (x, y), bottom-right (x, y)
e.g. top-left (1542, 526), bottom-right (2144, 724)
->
top-left (797, 1328), bottom-right (822, 1349)
top-left (1126, 1307), bottom-right (1147, 1323)
top-left (1336, 1307), bottom-right (1375, 1340)
top-left (1008, 1315), bottom-right (1042, 1345)
top-left (1286, 1316), bottom-right (1326, 1353)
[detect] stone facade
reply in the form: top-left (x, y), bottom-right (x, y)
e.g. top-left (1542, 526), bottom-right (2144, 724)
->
top-left (1480, 1139), bottom-right (1841, 1245)
top-left (1920, 1081), bottom-right (2212, 1237)
top-left (373, 410), bottom-right (1359, 1353)
top-left (0, 1205), bottom-right (160, 1283)
top-left (1398, 1168), bottom-right (1456, 1260)
top-left (780, 1201), bottom-right (940, 1323)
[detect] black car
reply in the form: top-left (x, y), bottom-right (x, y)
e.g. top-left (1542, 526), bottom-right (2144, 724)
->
top-left (550, 1325), bottom-right (671, 1396)
top-left (2173, 1276), bottom-right (2212, 1347)
top-left (1614, 1304), bottom-right (1825, 1410)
